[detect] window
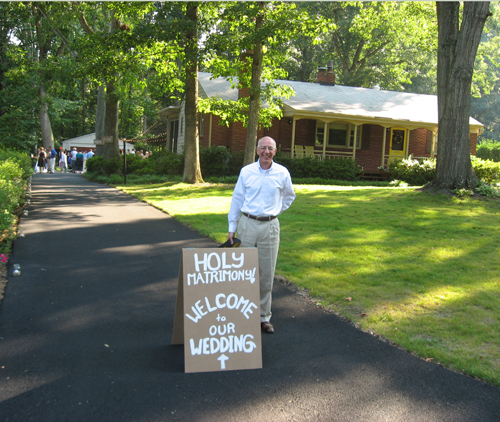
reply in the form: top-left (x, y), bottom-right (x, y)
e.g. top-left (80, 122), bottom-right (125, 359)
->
top-left (315, 126), bottom-right (325, 146)
top-left (349, 127), bottom-right (362, 148)
top-left (328, 123), bottom-right (348, 146)
top-left (315, 122), bottom-right (362, 148)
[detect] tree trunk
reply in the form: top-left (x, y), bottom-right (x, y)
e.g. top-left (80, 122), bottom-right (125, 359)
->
top-left (81, 78), bottom-right (87, 134)
top-left (243, 2), bottom-right (265, 167)
top-left (97, 78), bottom-right (121, 159)
top-left (38, 82), bottom-right (54, 150)
top-left (425, 1), bottom-right (490, 192)
top-left (33, 4), bottom-right (54, 150)
top-left (182, 3), bottom-right (203, 184)
top-left (95, 84), bottom-right (106, 140)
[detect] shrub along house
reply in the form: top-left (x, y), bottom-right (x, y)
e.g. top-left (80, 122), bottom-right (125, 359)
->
top-left (159, 68), bottom-right (483, 174)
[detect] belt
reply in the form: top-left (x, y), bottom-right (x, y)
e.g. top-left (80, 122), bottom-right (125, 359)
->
top-left (243, 212), bottom-right (277, 221)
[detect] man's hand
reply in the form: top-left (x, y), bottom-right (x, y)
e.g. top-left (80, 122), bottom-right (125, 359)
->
top-left (227, 232), bottom-right (235, 245)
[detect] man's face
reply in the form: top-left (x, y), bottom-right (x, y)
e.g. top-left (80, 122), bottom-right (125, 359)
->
top-left (256, 138), bottom-right (276, 167)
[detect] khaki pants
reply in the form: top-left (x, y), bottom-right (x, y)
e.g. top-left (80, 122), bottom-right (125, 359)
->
top-left (237, 215), bottom-right (280, 323)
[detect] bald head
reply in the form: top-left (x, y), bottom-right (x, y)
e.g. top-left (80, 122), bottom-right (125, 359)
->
top-left (257, 137), bottom-right (276, 149)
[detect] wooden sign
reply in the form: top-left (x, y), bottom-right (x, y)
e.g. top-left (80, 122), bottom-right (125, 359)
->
top-left (172, 248), bottom-right (262, 373)
top-left (102, 136), bottom-right (113, 144)
top-left (94, 139), bottom-right (103, 145)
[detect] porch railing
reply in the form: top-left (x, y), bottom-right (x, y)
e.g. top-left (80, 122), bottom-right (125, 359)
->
top-left (280, 146), bottom-right (354, 161)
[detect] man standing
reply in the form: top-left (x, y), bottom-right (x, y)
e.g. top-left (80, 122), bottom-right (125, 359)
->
top-left (227, 136), bottom-right (296, 334)
top-left (70, 148), bottom-right (78, 172)
top-left (48, 146), bottom-right (57, 174)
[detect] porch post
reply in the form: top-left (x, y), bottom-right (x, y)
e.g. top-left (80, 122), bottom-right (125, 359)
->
top-left (291, 118), bottom-right (296, 158)
top-left (208, 114), bottom-right (213, 147)
top-left (381, 126), bottom-right (387, 169)
top-left (322, 121), bottom-right (327, 160)
top-left (430, 130), bottom-right (437, 158)
top-left (406, 129), bottom-right (410, 158)
top-left (166, 118), bottom-right (172, 151)
top-left (352, 124), bottom-right (357, 159)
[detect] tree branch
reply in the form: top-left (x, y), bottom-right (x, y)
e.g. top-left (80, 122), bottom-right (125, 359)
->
top-left (34, 3), bottom-right (77, 59)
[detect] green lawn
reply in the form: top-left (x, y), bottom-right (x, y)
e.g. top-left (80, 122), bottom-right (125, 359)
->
top-left (119, 182), bottom-right (500, 386)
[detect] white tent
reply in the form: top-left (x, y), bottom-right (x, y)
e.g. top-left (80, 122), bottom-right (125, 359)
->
top-left (62, 133), bottom-right (134, 152)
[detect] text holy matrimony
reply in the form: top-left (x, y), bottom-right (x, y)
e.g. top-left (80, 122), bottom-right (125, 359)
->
top-left (187, 251), bottom-right (257, 286)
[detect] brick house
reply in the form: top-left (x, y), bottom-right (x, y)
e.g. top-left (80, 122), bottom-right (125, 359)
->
top-left (159, 69), bottom-right (483, 174)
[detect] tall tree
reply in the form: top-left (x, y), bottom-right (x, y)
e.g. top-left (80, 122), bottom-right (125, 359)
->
top-left (0, 2), bottom-right (40, 151)
top-left (471, 2), bottom-right (500, 142)
top-left (72, 2), bottom-right (156, 158)
top-left (32, 3), bottom-right (55, 150)
top-left (283, 2), bottom-right (438, 93)
top-left (425, 2), bottom-right (491, 192)
top-left (202, 1), bottom-right (320, 166)
top-left (144, 1), bottom-right (227, 182)
top-left (182, 2), bottom-right (203, 183)
top-left (243, 2), bottom-right (265, 167)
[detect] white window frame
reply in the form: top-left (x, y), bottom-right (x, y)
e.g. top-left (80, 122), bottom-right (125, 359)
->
top-left (315, 122), bottom-right (362, 149)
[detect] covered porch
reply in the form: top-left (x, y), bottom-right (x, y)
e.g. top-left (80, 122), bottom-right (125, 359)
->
top-left (281, 107), bottom-right (443, 170)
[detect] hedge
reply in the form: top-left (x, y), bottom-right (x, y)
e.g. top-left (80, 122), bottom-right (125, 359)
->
top-left (85, 147), bottom-right (364, 182)
top-left (0, 150), bottom-right (32, 255)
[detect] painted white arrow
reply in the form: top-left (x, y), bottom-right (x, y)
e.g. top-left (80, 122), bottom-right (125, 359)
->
top-left (218, 354), bottom-right (229, 369)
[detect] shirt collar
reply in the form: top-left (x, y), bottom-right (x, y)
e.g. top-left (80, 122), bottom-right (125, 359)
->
top-left (258, 160), bottom-right (274, 172)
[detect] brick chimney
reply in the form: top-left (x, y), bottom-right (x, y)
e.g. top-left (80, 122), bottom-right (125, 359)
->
top-left (317, 60), bottom-right (335, 86)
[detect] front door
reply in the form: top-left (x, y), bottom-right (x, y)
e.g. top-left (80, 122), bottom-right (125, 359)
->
top-left (389, 128), bottom-right (407, 158)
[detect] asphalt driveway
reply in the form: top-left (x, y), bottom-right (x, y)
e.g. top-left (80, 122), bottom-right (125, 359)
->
top-left (0, 173), bottom-right (499, 422)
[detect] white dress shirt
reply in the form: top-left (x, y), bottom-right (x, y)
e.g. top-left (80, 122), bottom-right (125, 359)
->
top-left (228, 160), bottom-right (296, 233)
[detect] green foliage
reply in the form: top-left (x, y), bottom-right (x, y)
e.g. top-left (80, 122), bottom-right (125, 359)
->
top-left (122, 154), bottom-right (148, 174)
top-left (0, 51), bottom-right (41, 151)
top-left (148, 150), bottom-right (184, 175)
top-left (200, 146), bottom-right (232, 177)
top-left (85, 173), bottom-right (181, 185)
top-left (284, 2), bottom-right (437, 93)
top-left (388, 157), bottom-right (436, 185)
top-left (275, 155), bottom-right (363, 180)
top-left (0, 150), bottom-right (32, 254)
top-left (200, 1), bottom-right (321, 128)
top-left (228, 151), bottom-right (245, 176)
top-left (471, 156), bottom-right (500, 183)
top-left (388, 156), bottom-right (500, 187)
top-left (85, 150), bottom-right (184, 177)
top-left (476, 141), bottom-right (500, 162)
top-left (453, 188), bottom-right (474, 199)
top-left (204, 176), bottom-right (239, 184)
top-left (84, 149), bottom-right (367, 183)
top-left (472, 3), bottom-right (500, 97)
top-left (474, 181), bottom-right (500, 198)
top-left (0, 150), bottom-right (34, 180)
top-left (85, 156), bottom-right (122, 176)
top-left (85, 148), bottom-right (246, 179)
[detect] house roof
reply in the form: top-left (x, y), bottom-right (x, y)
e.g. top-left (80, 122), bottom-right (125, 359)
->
top-left (197, 72), bottom-right (483, 133)
top-left (199, 72), bottom-right (239, 102)
top-left (62, 133), bottom-right (97, 148)
top-left (158, 105), bottom-right (181, 118)
top-left (62, 133), bottom-right (134, 152)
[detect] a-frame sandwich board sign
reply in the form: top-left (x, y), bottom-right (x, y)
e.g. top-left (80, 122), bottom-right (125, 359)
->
top-left (172, 248), bottom-right (262, 373)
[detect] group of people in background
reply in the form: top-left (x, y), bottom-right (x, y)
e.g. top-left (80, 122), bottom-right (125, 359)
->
top-left (34, 146), bottom-right (153, 174)
top-left (128, 149), bottom-right (152, 159)
top-left (34, 147), bottom-right (94, 174)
